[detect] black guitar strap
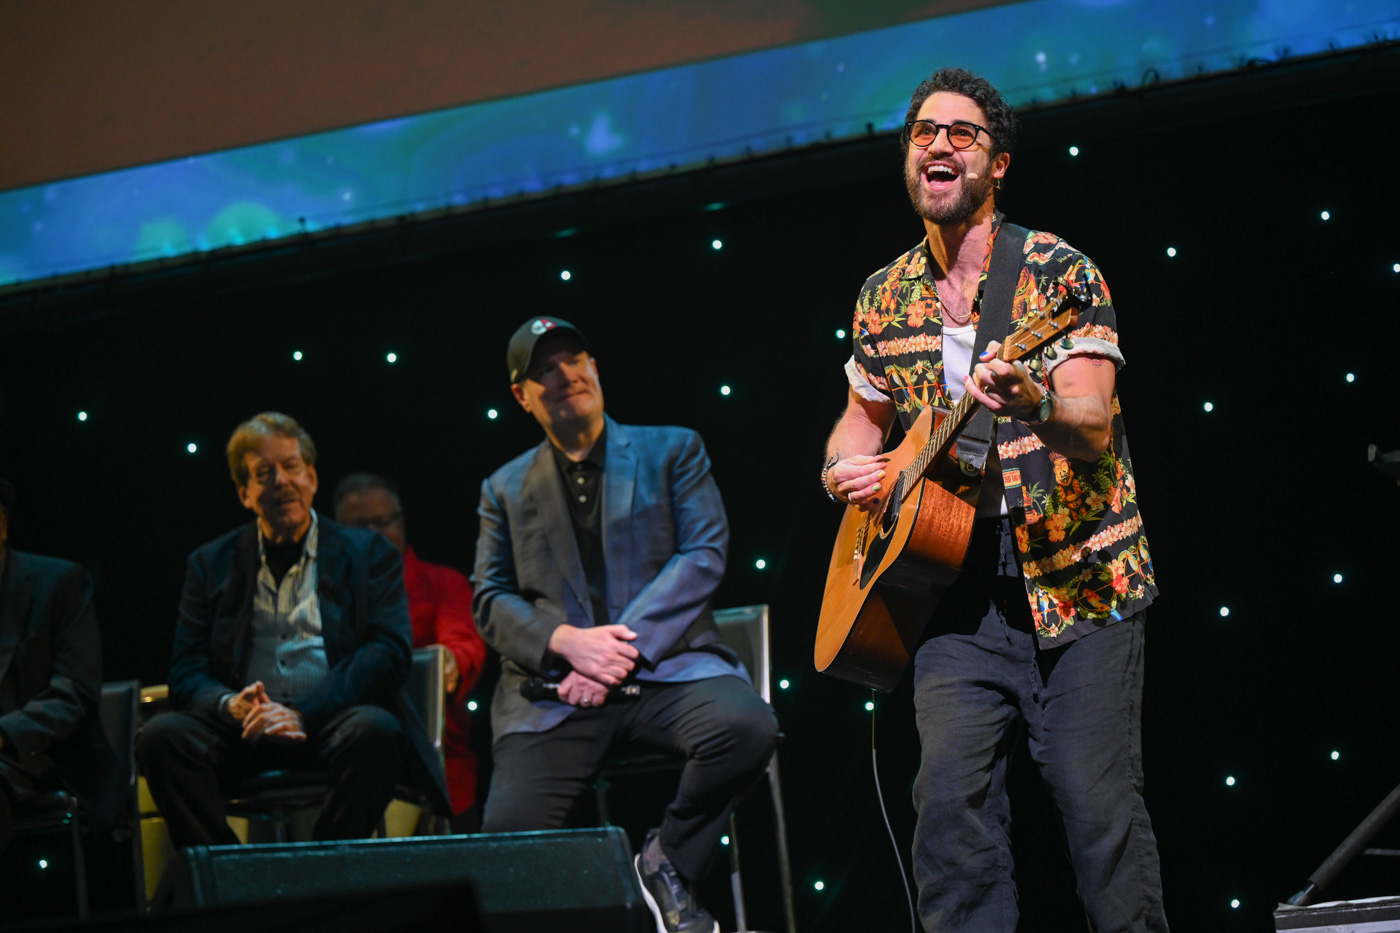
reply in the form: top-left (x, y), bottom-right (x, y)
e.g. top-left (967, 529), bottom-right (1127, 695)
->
top-left (954, 219), bottom-right (1029, 473)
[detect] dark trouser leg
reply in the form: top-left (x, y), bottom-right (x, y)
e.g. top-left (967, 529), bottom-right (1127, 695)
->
top-left (625, 677), bottom-right (779, 883)
top-left (481, 711), bottom-right (619, 833)
top-left (1028, 614), bottom-right (1168, 933)
top-left (911, 517), bottom-right (1033, 933)
top-left (311, 705), bottom-right (406, 841)
top-left (135, 712), bottom-right (242, 848)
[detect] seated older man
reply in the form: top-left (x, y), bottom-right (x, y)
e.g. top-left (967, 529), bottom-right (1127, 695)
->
top-left (137, 413), bottom-right (449, 847)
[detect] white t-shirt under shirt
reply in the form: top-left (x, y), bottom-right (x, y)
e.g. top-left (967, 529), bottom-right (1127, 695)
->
top-left (941, 324), bottom-right (1008, 517)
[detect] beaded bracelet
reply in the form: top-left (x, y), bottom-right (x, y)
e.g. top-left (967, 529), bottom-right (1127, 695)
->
top-left (820, 457), bottom-right (840, 502)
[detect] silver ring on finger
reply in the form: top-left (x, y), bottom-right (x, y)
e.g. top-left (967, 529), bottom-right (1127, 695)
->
top-left (581, 696), bottom-right (591, 706)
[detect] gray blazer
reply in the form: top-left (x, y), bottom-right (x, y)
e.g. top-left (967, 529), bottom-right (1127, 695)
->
top-left (473, 417), bottom-right (740, 737)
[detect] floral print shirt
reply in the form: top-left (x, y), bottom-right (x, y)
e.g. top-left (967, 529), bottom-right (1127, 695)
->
top-left (846, 216), bottom-right (1157, 647)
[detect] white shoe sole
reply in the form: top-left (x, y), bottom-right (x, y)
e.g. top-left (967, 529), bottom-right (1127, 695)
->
top-left (632, 854), bottom-right (719, 933)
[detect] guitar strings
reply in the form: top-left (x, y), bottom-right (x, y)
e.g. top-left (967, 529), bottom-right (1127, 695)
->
top-left (896, 289), bottom-right (1072, 499)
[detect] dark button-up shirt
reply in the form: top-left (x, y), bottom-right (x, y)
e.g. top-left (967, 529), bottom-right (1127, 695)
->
top-left (551, 425), bottom-right (608, 626)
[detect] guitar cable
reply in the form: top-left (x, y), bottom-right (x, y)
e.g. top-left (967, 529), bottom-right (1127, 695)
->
top-left (870, 688), bottom-right (918, 933)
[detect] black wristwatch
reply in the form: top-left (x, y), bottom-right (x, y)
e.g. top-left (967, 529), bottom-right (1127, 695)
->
top-left (1023, 389), bottom-right (1055, 426)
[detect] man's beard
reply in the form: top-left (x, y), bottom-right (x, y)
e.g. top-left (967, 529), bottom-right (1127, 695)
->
top-left (904, 159), bottom-right (995, 225)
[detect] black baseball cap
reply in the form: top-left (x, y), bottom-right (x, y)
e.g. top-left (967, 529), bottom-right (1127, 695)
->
top-left (507, 316), bottom-right (589, 383)
top-left (0, 478), bottom-right (14, 511)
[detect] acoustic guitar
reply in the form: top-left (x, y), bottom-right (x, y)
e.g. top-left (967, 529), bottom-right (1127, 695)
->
top-left (815, 283), bottom-right (1088, 691)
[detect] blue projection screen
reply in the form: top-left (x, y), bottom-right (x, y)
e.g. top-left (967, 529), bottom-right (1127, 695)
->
top-left (2, 0), bottom-right (1396, 288)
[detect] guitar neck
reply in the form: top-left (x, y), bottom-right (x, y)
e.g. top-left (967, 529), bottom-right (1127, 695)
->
top-left (892, 281), bottom-right (1084, 503)
top-left (902, 391), bottom-right (980, 493)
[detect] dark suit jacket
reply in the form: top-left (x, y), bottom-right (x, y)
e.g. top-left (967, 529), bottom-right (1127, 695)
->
top-left (166, 517), bottom-right (450, 815)
top-left (473, 417), bottom-right (740, 737)
top-left (0, 548), bottom-right (120, 825)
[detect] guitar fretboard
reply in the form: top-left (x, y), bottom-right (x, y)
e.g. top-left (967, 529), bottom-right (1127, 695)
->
top-left (892, 281), bottom-right (1082, 506)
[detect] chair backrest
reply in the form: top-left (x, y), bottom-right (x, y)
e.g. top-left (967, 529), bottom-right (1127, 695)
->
top-left (713, 605), bottom-right (771, 704)
top-left (99, 680), bottom-right (141, 820)
top-left (406, 645), bottom-right (447, 764)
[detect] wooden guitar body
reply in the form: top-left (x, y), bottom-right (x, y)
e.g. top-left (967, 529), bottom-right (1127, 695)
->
top-left (815, 406), bottom-right (975, 692)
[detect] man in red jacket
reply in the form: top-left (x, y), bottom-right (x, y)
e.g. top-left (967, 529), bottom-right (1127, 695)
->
top-left (335, 474), bottom-right (487, 832)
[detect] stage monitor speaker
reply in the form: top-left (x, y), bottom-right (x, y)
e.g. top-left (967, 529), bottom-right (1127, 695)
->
top-left (165, 827), bottom-right (648, 933)
top-left (1276, 895), bottom-right (1400, 932)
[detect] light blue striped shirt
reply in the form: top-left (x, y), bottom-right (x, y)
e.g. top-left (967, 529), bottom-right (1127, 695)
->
top-left (245, 511), bottom-right (330, 704)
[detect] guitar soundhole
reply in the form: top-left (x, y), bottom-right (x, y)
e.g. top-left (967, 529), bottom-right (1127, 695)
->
top-left (879, 475), bottom-right (906, 537)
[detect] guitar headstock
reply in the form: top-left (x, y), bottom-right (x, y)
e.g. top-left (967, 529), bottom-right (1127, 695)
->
top-left (996, 277), bottom-right (1091, 363)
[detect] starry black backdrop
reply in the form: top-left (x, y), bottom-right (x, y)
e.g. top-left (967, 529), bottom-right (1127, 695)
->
top-left (3, 47), bottom-right (1400, 932)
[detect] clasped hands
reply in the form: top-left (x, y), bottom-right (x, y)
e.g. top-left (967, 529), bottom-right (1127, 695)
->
top-left (546, 623), bottom-right (639, 708)
top-left (226, 681), bottom-right (308, 743)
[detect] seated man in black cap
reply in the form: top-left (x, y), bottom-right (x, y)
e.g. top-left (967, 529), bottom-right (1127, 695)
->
top-left (0, 477), bottom-right (115, 851)
top-left (137, 412), bottom-right (449, 848)
top-left (474, 318), bottom-right (779, 933)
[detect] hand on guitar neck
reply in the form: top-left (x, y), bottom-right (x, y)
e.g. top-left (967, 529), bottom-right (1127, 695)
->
top-left (965, 338), bottom-right (1116, 461)
top-left (962, 340), bottom-right (1045, 422)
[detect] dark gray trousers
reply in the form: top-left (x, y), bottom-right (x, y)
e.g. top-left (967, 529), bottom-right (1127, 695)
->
top-left (912, 516), bottom-right (1168, 932)
top-left (483, 675), bottom-right (778, 883)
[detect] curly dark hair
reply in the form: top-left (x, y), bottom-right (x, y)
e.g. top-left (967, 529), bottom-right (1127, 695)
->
top-left (902, 67), bottom-right (1018, 160)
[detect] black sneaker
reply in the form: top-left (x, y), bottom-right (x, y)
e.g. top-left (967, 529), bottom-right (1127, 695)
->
top-left (632, 833), bottom-right (719, 933)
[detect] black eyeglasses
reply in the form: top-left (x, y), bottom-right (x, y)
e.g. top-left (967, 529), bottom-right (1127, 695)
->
top-left (903, 120), bottom-right (995, 151)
